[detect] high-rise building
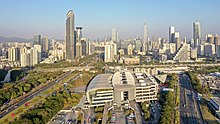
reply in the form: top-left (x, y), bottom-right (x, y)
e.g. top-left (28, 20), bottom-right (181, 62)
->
top-left (169, 43), bottom-right (176, 54)
top-left (20, 45), bottom-right (41, 67)
top-left (76, 42), bottom-right (82, 58)
top-left (174, 32), bottom-right (181, 51)
top-left (127, 43), bottom-right (133, 56)
top-left (143, 23), bottom-right (148, 52)
top-left (42, 36), bottom-right (49, 52)
top-left (104, 42), bottom-right (117, 62)
top-left (204, 43), bottom-right (215, 57)
top-left (8, 47), bottom-right (20, 62)
top-left (217, 45), bottom-right (220, 58)
top-left (169, 26), bottom-right (175, 43)
top-left (33, 45), bottom-right (42, 65)
top-left (190, 48), bottom-right (197, 59)
top-left (65, 10), bottom-right (76, 61)
top-left (193, 21), bottom-right (201, 45)
top-left (112, 28), bottom-right (118, 42)
top-left (197, 44), bottom-right (204, 56)
top-left (81, 38), bottom-right (87, 56)
top-left (206, 34), bottom-right (214, 44)
top-left (173, 42), bottom-right (190, 62)
top-left (214, 34), bottom-right (219, 53)
top-left (76, 27), bottom-right (82, 43)
top-left (33, 35), bottom-right (41, 45)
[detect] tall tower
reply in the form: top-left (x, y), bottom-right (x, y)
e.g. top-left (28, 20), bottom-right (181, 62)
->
top-left (65, 10), bottom-right (76, 61)
top-left (169, 26), bottom-right (175, 43)
top-left (112, 28), bottom-right (118, 42)
top-left (76, 27), bottom-right (82, 43)
top-left (193, 21), bottom-right (201, 45)
top-left (33, 35), bottom-right (41, 45)
top-left (174, 32), bottom-right (181, 51)
top-left (143, 23), bottom-right (148, 52)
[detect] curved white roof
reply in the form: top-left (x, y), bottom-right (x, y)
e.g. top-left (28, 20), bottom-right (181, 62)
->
top-left (87, 74), bottom-right (113, 92)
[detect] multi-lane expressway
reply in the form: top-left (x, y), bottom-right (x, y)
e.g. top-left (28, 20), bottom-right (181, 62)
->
top-left (0, 72), bottom-right (81, 119)
top-left (179, 74), bottom-right (204, 124)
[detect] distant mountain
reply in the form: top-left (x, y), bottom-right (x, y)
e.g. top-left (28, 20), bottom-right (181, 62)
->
top-left (0, 36), bottom-right (31, 43)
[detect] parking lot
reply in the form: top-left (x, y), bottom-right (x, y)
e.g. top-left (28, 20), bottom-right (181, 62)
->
top-left (49, 110), bottom-right (79, 124)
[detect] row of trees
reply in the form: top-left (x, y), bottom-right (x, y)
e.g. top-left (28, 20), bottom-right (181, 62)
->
top-left (160, 74), bottom-right (179, 124)
top-left (140, 102), bottom-right (150, 121)
top-left (0, 71), bottom-right (63, 107)
top-left (10, 91), bottom-right (82, 124)
top-left (193, 66), bottom-right (220, 74)
top-left (186, 72), bottom-right (208, 94)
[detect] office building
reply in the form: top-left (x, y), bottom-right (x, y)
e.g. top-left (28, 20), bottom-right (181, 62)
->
top-left (127, 43), bottom-right (133, 55)
top-left (204, 43), bottom-right (215, 57)
top-left (65, 10), bottom-right (76, 61)
top-left (143, 23), bottom-right (148, 52)
top-left (169, 43), bottom-right (176, 54)
top-left (76, 27), bottom-right (82, 43)
top-left (214, 34), bottom-right (219, 52)
top-left (217, 45), bottom-right (220, 58)
top-left (42, 36), bottom-right (49, 52)
top-left (81, 38), bottom-right (87, 56)
top-left (174, 32), bottom-right (181, 51)
top-left (123, 58), bottom-right (140, 65)
top-left (33, 35), bottom-right (41, 45)
top-left (190, 48), bottom-right (197, 59)
top-left (86, 71), bottom-right (158, 107)
top-left (193, 21), bottom-right (201, 45)
top-left (75, 42), bottom-right (82, 58)
top-left (169, 26), bottom-right (175, 43)
top-left (112, 28), bottom-right (118, 42)
top-left (206, 34), bottom-right (214, 44)
top-left (173, 42), bottom-right (190, 62)
top-left (197, 44), bottom-right (204, 56)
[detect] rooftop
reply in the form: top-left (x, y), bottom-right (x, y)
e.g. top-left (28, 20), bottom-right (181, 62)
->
top-left (134, 73), bottom-right (157, 87)
top-left (112, 71), bottom-right (135, 87)
top-left (87, 74), bottom-right (113, 91)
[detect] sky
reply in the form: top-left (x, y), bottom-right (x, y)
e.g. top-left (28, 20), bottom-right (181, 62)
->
top-left (0, 0), bottom-right (220, 40)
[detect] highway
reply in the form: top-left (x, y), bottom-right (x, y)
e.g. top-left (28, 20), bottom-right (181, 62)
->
top-left (179, 74), bottom-right (203, 124)
top-left (0, 71), bottom-right (79, 119)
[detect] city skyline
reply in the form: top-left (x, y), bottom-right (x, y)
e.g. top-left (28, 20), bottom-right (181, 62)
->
top-left (0, 0), bottom-right (220, 40)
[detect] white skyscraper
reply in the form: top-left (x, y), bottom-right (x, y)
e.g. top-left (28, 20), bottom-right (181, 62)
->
top-left (33, 45), bottom-right (42, 65)
top-left (143, 23), bottom-right (148, 52)
top-left (112, 28), bottom-right (118, 42)
top-left (193, 21), bottom-right (201, 45)
top-left (169, 26), bottom-right (175, 43)
top-left (104, 42), bottom-right (117, 62)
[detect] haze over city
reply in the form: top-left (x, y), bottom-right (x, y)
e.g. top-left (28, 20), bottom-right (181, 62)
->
top-left (1, 1), bottom-right (220, 124)
top-left (1, 0), bottom-right (220, 40)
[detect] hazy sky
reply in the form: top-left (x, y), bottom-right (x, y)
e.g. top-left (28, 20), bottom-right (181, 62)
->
top-left (0, 0), bottom-right (220, 40)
